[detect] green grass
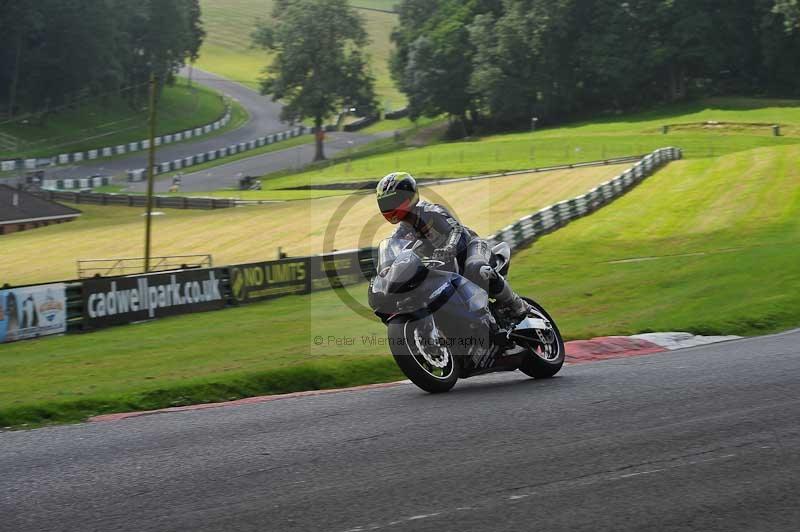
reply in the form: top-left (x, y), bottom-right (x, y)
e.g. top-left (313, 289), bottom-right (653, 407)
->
top-left (1, 143), bottom-right (798, 427)
top-left (0, 78), bottom-right (229, 159)
top-left (360, 115), bottom-right (440, 134)
top-left (0, 164), bottom-right (624, 285)
top-left (195, 0), bottom-right (405, 109)
top-left (3, 98), bottom-right (800, 428)
top-left (269, 98), bottom-right (800, 187)
top-left (0, 146), bottom-right (800, 425)
top-left (508, 144), bottom-right (800, 337)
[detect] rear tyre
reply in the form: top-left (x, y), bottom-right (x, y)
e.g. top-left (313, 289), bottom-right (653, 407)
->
top-left (388, 318), bottom-right (458, 393)
top-left (518, 298), bottom-right (565, 379)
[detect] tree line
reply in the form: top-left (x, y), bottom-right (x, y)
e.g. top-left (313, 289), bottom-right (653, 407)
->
top-left (0, 0), bottom-right (204, 120)
top-left (391, 0), bottom-right (800, 133)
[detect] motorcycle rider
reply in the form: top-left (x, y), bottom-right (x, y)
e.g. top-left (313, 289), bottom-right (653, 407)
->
top-left (376, 171), bottom-right (533, 320)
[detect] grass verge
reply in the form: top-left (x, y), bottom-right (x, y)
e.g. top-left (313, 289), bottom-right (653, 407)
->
top-left (0, 144), bottom-right (797, 428)
top-left (0, 78), bottom-right (230, 159)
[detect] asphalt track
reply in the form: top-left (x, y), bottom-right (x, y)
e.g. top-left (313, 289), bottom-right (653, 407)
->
top-left (2, 329), bottom-right (799, 531)
top-left (38, 69), bottom-right (288, 181)
top-left (125, 129), bottom-right (394, 193)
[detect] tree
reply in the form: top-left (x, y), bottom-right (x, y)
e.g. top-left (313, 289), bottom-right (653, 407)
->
top-left (0, 0), bottom-right (205, 118)
top-left (391, 0), bottom-right (502, 134)
top-left (774, 0), bottom-right (800, 30)
top-left (470, 0), bottom-right (574, 126)
top-left (252, 0), bottom-right (377, 161)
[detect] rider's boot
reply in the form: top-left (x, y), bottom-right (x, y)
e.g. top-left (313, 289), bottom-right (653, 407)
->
top-left (493, 280), bottom-right (533, 321)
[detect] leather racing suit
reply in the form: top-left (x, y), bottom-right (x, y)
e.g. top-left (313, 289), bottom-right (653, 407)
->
top-left (391, 200), bottom-right (526, 314)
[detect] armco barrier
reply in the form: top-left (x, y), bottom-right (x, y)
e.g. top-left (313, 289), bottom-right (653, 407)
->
top-left (126, 125), bottom-right (308, 182)
top-left (30, 189), bottom-right (235, 209)
top-left (343, 116), bottom-right (379, 132)
top-left (1, 148), bottom-right (679, 343)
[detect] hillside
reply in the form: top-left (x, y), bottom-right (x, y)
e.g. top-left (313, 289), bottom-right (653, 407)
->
top-left (195, 0), bottom-right (405, 109)
top-left (266, 98), bottom-right (800, 187)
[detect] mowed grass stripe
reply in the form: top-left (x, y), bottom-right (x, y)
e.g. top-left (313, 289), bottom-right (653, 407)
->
top-left (0, 165), bottom-right (629, 286)
top-left (509, 144), bottom-right (800, 338)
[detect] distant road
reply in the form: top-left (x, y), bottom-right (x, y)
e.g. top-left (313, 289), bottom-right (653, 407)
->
top-left (36, 68), bottom-right (289, 181)
top-left (126, 130), bottom-right (395, 193)
top-left (2, 329), bottom-right (799, 531)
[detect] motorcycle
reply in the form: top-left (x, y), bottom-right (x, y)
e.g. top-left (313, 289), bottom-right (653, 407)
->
top-left (368, 236), bottom-right (565, 393)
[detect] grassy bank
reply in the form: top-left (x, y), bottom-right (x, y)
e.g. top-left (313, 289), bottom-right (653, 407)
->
top-left (0, 78), bottom-right (229, 159)
top-left (0, 164), bottom-right (627, 286)
top-left (196, 0), bottom-right (405, 108)
top-left (1, 144), bottom-right (798, 427)
top-left (270, 98), bottom-right (800, 186)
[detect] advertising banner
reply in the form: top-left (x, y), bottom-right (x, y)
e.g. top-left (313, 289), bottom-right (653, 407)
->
top-left (229, 258), bottom-right (311, 304)
top-left (0, 283), bottom-right (67, 343)
top-left (309, 250), bottom-right (373, 291)
top-left (82, 269), bottom-right (225, 329)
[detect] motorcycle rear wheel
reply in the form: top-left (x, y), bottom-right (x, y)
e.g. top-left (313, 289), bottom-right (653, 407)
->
top-left (518, 298), bottom-right (565, 379)
top-left (388, 318), bottom-right (458, 393)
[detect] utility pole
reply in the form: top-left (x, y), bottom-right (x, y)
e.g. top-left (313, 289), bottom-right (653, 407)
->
top-left (8, 30), bottom-right (23, 119)
top-left (144, 73), bottom-right (158, 273)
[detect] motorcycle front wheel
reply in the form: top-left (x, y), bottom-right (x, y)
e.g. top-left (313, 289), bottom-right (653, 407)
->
top-left (388, 317), bottom-right (458, 393)
top-left (518, 298), bottom-right (565, 379)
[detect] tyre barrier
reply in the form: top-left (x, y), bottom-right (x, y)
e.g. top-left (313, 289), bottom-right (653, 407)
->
top-left (126, 125), bottom-right (308, 182)
top-left (485, 147), bottom-right (682, 252)
top-left (42, 176), bottom-right (110, 190)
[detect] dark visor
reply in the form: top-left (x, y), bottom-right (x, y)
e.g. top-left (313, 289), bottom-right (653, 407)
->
top-left (378, 192), bottom-right (411, 212)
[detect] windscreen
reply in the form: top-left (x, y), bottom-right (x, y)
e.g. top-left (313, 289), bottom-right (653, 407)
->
top-left (377, 237), bottom-right (416, 270)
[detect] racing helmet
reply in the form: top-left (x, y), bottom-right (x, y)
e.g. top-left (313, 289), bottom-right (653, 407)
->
top-left (376, 172), bottom-right (419, 223)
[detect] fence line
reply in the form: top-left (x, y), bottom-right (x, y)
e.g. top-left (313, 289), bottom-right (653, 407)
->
top-left (30, 189), bottom-right (235, 209)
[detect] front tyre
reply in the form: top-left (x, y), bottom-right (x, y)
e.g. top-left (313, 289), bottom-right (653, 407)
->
top-left (388, 317), bottom-right (458, 393)
top-left (518, 298), bottom-right (565, 379)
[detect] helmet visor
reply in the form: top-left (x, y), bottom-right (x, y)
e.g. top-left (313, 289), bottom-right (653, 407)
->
top-left (378, 191), bottom-right (412, 213)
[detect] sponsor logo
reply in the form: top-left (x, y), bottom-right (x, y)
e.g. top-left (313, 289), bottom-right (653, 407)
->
top-left (38, 293), bottom-right (64, 323)
top-left (87, 272), bottom-right (222, 319)
top-left (231, 261), bottom-right (307, 302)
